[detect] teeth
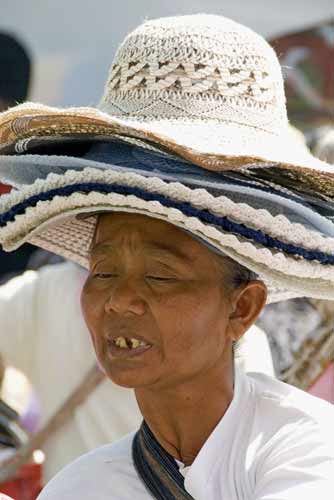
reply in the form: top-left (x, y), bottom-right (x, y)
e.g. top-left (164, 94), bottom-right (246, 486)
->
top-left (114, 337), bottom-right (148, 349)
top-left (131, 338), bottom-right (140, 349)
top-left (115, 337), bottom-right (127, 348)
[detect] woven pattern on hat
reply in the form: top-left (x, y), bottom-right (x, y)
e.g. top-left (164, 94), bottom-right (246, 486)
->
top-left (108, 62), bottom-right (273, 101)
top-left (102, 15), bottom-right (284, 132)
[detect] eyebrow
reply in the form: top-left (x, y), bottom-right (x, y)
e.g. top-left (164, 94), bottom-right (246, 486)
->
top-left (90, 241), bottom-right (195, 263)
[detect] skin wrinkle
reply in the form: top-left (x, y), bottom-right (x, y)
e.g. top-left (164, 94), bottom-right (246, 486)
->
top-left (81, 212), bottom-right (266, 466)
top-left (90, 214), bottom-right (257, 289)
top-left (91, 241), bottom-right (196, 265)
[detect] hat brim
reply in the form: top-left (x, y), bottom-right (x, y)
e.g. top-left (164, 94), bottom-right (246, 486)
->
top-left (1, 102), bottom-right (334, 198)
top-left (1, 162), bottom-right (334, 304)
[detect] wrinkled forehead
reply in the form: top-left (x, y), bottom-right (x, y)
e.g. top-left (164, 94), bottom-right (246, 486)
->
top-left (90, 211), bottom-right (227, 261)
top-left (91, 212), bottom-right (204, 261)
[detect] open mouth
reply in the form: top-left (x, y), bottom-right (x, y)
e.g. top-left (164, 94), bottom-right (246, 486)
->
top-left (113, 336), bottom-right (149, 349)
top-left (107, 335), bottom-right (153, 358)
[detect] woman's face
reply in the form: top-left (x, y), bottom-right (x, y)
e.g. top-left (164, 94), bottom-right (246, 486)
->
top-left (81, 213), bottom-right (238, 389)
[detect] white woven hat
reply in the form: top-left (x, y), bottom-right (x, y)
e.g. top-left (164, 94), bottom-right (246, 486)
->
top-left (1, 14), bottom-right (334, 303)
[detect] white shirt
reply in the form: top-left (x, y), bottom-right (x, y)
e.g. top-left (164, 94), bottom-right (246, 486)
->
top-left (0, 262), bottom-right (142, 482)
top-left (37, 368), bottom-right (334, 499)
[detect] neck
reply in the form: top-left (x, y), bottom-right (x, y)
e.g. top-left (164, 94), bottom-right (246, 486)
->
top-left (135, 359), bottom-right (235, 466)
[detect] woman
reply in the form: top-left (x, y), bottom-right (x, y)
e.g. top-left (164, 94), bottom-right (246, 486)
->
top-left (0, 14), bottom-right (334, 499)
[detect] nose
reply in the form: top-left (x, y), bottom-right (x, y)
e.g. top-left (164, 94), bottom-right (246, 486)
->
top-left (104, 277), bottom-right (146, 316)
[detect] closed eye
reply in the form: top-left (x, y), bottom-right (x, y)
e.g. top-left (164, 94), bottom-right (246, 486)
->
top-left (146, 276), bottom-right (175, 282)
top-left (93, 273), bottom-right (118, 280)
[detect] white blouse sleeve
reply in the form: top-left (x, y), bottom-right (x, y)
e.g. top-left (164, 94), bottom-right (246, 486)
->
top-left (253, 418), bottom-right (334, 499)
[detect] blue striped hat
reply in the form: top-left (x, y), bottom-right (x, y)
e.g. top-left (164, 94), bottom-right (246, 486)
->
top-left (0, 138), bottom-right (334, 303)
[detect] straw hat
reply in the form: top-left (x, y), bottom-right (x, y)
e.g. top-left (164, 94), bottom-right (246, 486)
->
top-left (1, 14), bottom-right (333, 175)
top-left (1, 14), bottom-right (334, 303)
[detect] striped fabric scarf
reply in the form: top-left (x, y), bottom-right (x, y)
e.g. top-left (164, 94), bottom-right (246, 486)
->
top-left (132, 421), bottom-right (194, 499)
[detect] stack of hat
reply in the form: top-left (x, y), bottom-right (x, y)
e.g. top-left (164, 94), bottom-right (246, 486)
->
top-left (0, 14), bottom-right (334, 303)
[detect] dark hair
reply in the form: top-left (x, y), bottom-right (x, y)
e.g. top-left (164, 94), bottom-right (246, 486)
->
top-left (220, 255), bottom-right (258, 289)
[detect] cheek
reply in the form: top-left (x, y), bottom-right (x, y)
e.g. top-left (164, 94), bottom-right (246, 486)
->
top-left (155, 288), bottom-right (227, 352)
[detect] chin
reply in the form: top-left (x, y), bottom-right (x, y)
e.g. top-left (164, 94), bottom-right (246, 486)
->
top-left (102, 362), bottom-right (160, 389)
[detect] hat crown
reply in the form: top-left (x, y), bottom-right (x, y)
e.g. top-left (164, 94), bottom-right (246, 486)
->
top-left (100, 14), bottom-right (288, 135)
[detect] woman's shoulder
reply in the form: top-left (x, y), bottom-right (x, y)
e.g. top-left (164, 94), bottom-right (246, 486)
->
top-left (37, 432), bottom-right (137, 500)
top-left (245, 371), bottom-right (334, 446)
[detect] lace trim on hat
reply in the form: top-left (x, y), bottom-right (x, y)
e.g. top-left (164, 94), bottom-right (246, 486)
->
top-left (1, 182), bottom-right (334, 266)
top-left (1, 167), bottom-right (333, 254)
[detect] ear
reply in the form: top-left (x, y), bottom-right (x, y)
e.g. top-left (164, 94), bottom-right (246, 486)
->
top-left (227, 281), bottom-right (267, 342)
